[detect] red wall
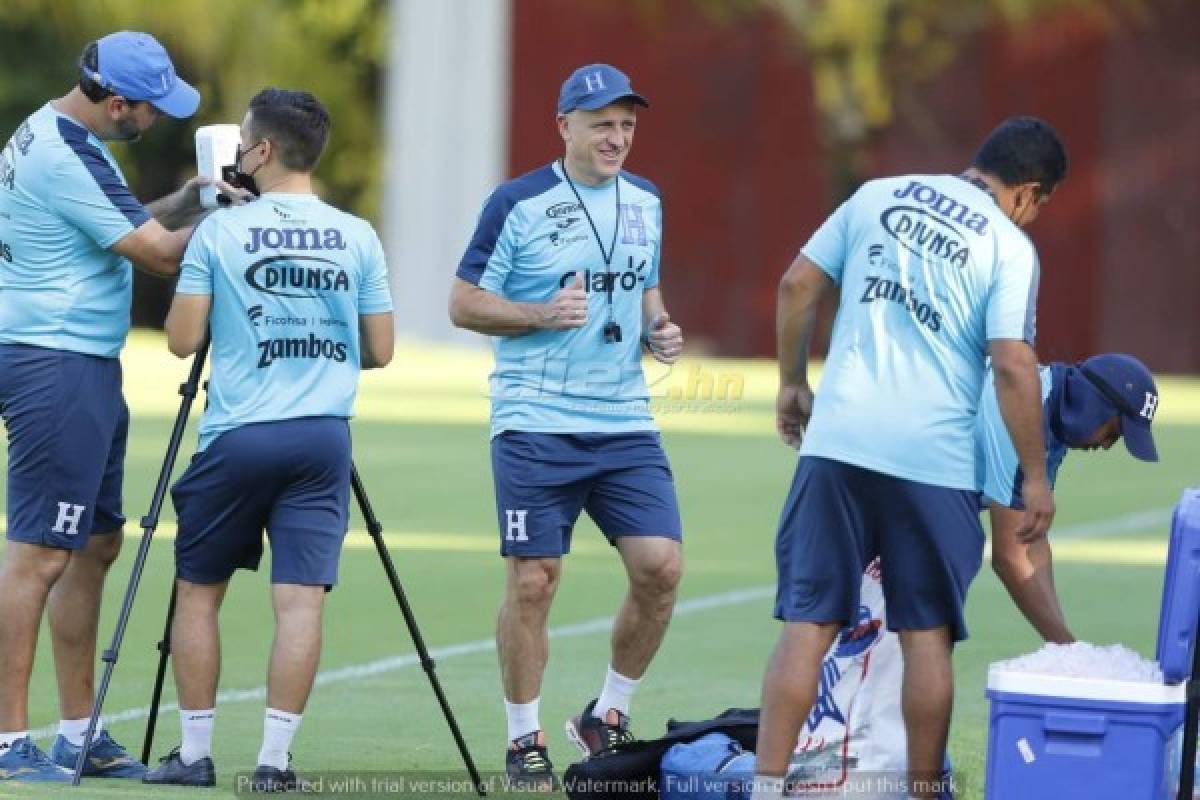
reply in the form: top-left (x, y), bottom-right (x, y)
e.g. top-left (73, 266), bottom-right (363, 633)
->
top-left (510, 0), bottom-right (1199, 371)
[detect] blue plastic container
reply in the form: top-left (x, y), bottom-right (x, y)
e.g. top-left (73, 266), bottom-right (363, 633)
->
top-left (1157, 488), bottom-right (1200, 683)
top-left (985, 670), bottom-right (1184, 799)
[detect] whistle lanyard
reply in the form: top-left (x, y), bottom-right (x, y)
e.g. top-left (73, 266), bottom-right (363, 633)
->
top-left (561, 159), bottom-right (621, 327)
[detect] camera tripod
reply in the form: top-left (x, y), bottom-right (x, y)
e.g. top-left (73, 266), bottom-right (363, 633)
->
top-left (72, 339), bottom-right (486, 795)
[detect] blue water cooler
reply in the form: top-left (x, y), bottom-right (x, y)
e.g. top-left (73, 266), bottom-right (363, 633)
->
top-left (984, 488), bottom-right (1200, 799)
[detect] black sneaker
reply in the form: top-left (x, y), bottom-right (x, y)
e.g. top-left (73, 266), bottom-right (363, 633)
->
top-left (565, 699), bottom-right (634, 756)
top-left (248, 763), bottom-right (299, 792)
top-left (505, 731), bottom-right (557, 792)
top-left (141, 746), bottom-right (216, 787)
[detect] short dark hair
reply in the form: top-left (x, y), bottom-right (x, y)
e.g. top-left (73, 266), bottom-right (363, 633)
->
top-left (247, 88), bottom-right (331, 173)
top-left (78, 42), bottom-right (113, 103)
top-left (78, 40), bottom-right (151, 109)
top-left (971, 116), bottom-right (1068, 193)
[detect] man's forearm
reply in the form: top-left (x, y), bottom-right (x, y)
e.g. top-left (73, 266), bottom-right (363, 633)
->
top-left (992, 345), bottom-right (1048, 481)
top-left (991, 506), bottom-right (1073, 643)
top-left (146, 187), bottom-right (203, 230)
top-left (777, 264), bottom-right (823, 386)
top-left (450, 285), bottom-right (546, 336)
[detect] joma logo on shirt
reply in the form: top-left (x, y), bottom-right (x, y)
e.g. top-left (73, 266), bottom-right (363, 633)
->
top-left (892, 180), bottom-right (989, 235)
top-left (244, 226), bottom-right (346, 253)
top-left (245, 255), bottom-right (350, 298)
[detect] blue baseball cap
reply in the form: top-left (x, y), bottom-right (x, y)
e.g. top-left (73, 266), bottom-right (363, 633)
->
top-left (557, 63), bottom-right (648, 114)
top-left (86, 31), bottom-right (199, 118)
top-left (1078, 353), bottom-right (1159, 462)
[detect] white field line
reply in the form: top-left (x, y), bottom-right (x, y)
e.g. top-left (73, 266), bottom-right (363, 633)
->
top-left (30, 506), bottom-right (1173, 740)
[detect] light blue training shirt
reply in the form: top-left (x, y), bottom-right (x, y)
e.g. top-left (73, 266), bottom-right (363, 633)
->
top-left (457, 161), bottom-right (663, 438)
top-left (0, 102), bottom-right (151, 358)
top-left (799, 174), bottom-right (1040, 491)
top-left (177, 193), bottom-right (392, 450)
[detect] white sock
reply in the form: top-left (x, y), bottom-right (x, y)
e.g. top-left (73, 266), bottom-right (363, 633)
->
top-left (593, 666), bottom-right (640, 719)
top-left (257, 708), bottom-right (301, 771)
top-left (0, 731), bottom-right (30, 751)
top-left (179, 709), bottom-right (215, 766)
top-left (751, 774), bottom-right (786, 800)
top-left (504, 698), bottom-right (541, 742)
top-left (57, 717), bottom-right (101, 747)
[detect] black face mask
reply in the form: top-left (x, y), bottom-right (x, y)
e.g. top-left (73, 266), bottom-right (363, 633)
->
top-left (225, 140), bottom-right (264, 198)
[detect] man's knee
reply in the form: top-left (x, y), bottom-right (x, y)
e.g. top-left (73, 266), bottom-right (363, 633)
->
top-left (507, 558), bottom-right (561, 609)
top-left (627, 543), bottom-right (682, 597)
top-left (85, 529), bottom-right (124, 568)
top-left (1, 542), bottom-right (72, 587)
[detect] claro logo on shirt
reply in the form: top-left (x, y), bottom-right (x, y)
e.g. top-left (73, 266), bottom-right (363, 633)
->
top-left (559, 257), bottom-right (648, 293)
top-left (244, 255), bottom-right (350, 298)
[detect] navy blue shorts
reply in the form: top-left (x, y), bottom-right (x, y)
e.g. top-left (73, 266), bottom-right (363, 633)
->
top-left (775, 456), bottom-right (984, 642)
top-left (0, 344), bottom-right (127, 550)
top-left (171, 417), bottom-right (351, 587)
top-left (490, 431), bottom-right (682, 557)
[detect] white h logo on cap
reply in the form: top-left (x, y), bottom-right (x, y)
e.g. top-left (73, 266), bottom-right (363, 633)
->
top-left (583, 71), bottom-right (606, 93)
top-left (1140, 392), bottom-right (1158, 421)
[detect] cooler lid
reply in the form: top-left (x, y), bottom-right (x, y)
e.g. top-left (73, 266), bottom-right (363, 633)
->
top-left (988, 668), bottom-right (1186, 704)
top-left (1156, 488), bottom-right (1200, 684)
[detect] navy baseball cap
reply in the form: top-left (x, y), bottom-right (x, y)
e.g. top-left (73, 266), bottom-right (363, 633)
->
top-left (86, 31), bottom-right (199, 118)
top-left (557, 63), bottom-right (648, 114)
top-left (1078, 353), bottom-right (1159, 462)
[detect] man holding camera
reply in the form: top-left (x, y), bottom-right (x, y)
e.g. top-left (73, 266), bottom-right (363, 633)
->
top-left (142, 88), bottom-right (393, 790)
top-left (0, 31), bottom-right (216, 783)
top-left (449, 63), bottom-right (684, 790)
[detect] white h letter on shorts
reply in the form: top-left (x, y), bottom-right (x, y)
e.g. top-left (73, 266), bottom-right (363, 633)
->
top-left (52, 502), bottom-right (86, 536)
top-left (505, 510), bottom-right (529, 543)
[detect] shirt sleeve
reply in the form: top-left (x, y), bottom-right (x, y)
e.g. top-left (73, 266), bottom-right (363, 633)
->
top-left (800, 196), bottom-right (854, 285)
top-left (175, 218), bottom-right (215, 296)
top-left (986, 238), bottom-right (1039, 343)
top-left (643, 202), bottom-right (663, 290)
top-left (47, 148), bottom-right (151, 249)
top-left (456, 189), bottom-right (518, 294)
top-left (359, 228), bottom-right (393, 314)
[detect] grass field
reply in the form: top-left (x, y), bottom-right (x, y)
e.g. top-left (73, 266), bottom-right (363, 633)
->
top-left (2, 333), bottom-right (1198, 799)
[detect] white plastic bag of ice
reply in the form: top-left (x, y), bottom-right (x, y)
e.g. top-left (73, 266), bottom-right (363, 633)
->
top-left (992, 641), bottom-right (1164, 682)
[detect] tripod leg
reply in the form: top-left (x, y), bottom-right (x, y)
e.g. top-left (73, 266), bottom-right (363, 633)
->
top-left (350, 466), bottom-right (488, 797)
top-left (142, 582), bottom-right (178, 764)
top-left (72, 341), bottom-right (209, 787)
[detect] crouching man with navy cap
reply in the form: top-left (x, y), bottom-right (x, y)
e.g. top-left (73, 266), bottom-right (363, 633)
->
top-left (980, 352), bottom-right (1160, 644)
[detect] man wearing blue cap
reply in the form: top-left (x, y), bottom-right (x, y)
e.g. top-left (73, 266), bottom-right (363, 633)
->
top-left (0, 31), bottom-right (229, 783)
top-left (449, 63), bottom-right (684, 789)
top-left (981, 352), bottom-right (1159, 641)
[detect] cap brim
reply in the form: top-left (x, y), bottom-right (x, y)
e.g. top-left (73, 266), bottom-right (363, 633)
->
top-left (150, 78), bottom-right (200, 119)
top-left (574, 91), bottom-right (649, 112)
top-left (1122, 418), bottom-right (1159, 462)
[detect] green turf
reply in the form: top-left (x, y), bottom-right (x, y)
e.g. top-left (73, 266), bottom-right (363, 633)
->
top-left (1, 341), bottom-right (1198, 798)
